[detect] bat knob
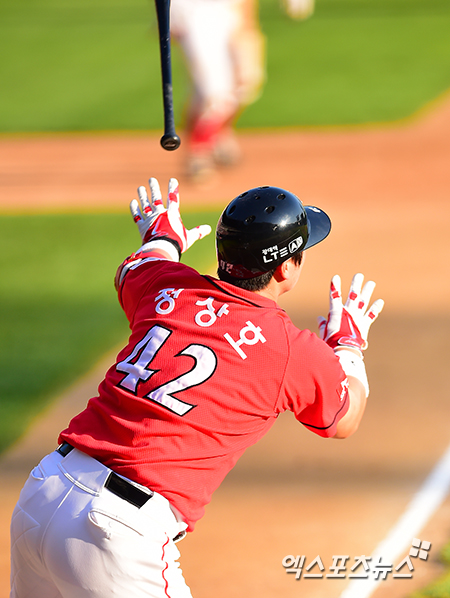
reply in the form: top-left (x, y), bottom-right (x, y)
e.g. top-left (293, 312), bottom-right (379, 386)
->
top-left (160, 133), bottom-right (181, 151)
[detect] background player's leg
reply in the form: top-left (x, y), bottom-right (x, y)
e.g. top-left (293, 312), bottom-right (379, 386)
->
top-left (171, 0), bottom-right (239, 180)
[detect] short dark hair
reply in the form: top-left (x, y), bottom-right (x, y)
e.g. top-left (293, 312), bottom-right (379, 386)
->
top-left (218, 267), bottom-right (276, 291)
top-left (217, 251), bottom-right (303, 291)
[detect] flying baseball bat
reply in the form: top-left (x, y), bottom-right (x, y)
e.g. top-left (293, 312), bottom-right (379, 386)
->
top-left (154, 0), bottom-right (180, 151)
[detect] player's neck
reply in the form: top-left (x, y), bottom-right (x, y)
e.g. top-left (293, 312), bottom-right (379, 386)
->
top-left (254, 259), bottom-right (303, 303)
top-left (254, 279), bottom-right (288, 303)
top-left (254, 287), bottom-right (279, 303)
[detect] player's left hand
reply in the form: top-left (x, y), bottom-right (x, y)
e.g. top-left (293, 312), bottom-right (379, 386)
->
top-left (130, 177), bottom-right (212, 256)
top-left (317, 273), bottom-right (384, 354)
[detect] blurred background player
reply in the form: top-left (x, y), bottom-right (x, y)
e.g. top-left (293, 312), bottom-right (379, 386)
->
top-left (170, 0), bottom-right (315, 181)
top-left (170, 0), bottom-right (265, 181)
top-left (280, 0), bottom-right (315, 20)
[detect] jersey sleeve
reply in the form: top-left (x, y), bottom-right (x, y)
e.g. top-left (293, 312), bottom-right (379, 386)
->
top-left (115, 256), bottom-right (177, 325)
top-left (279, 321), bottom-right (350, 438)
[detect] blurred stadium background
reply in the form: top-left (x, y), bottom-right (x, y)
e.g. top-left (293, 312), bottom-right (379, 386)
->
top-left (1, 1), bottom-right (450, 596)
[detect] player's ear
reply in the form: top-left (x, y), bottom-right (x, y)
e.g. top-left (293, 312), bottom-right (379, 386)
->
top-left (273, 259), bottom-right (291, 282)
top-left (274, 255), bottom-right (304, 283)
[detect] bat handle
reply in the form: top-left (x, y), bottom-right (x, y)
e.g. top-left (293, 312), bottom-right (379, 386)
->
top-left (160, 79), bottom-right (180, 150)
top-left (161, 79), bottom-right (180, 150)
top-left (161, 132), bottom-right (181, 151)
top-left (156, 0), bottom-right (181, 151)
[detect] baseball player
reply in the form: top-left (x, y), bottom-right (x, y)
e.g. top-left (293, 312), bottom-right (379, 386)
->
top-left (10, 177), bottom-right (383, 598)
top-left (170, 0), bottom-right (266, 180)
top-left (170, 0), bottom-right (315, 181)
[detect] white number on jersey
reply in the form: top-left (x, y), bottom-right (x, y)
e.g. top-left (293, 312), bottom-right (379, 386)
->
top-left (117, 325), bottom-right (171, 392)
top-left (148, 344), bottom-right (216, 415)
top-left (116, 325), bottom-right (217, 416)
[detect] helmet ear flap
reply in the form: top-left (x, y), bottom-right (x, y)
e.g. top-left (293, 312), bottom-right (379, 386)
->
top-left (216, 186), bottom-right (331, 279)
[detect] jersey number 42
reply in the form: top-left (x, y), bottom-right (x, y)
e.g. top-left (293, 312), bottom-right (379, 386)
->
top-left (116, 324), bottom-right (217, 416)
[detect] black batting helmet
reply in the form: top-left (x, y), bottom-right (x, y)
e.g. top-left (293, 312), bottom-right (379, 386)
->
top-left (216, 186), bottom-right (331, 279)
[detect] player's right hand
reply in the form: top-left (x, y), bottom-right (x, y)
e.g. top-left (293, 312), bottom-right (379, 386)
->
top-left (130, 177), bottom-right (212, 256)
top-left (317, 273), bottom-right (384, 354)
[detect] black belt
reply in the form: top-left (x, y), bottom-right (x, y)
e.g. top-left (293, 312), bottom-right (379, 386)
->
top-left (57, 442), bottom-right (154, 509)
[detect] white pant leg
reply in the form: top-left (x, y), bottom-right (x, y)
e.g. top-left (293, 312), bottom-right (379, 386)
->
top-left (171, 0), bottom-right (265, 115)
top-left (10, 449), bottom-right (191, 598)
top-left (171, 0), bottom-right (239, 117)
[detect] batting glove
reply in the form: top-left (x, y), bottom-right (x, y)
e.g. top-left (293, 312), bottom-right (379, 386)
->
top-left (130, 177), bottom-right (212, 261)
top-left (318, 274), bottom-right (384, 397)
top-left (318, 273), bottom-right (384, 353)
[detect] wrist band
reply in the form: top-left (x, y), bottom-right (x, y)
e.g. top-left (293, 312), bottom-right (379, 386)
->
top-left (140, 239), bottom-right (181, 261)
top-left (335, 349), bottom-right (370, 398)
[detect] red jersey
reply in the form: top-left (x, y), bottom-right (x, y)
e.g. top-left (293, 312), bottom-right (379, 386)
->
top-left (60, 257), bottom-right (349, 530)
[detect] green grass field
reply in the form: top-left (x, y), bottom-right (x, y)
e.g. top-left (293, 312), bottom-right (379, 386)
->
top-left (411, 542), bottom-right (450, 598)
top-left (1, 2), bottom-right (450, 595)
top-left (0, 0), bottom-right (450, 132)
top-left (0, 210), bottom-right (220, 453)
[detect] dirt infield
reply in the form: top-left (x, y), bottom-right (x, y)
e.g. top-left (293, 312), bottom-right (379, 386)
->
top-left (1, 94), bottom-right (450, 598)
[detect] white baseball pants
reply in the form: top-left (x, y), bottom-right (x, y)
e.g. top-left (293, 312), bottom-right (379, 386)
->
top-left (170, 0), bottom-right (265, 115)
top-left (10, 448), bottom-right (191, 598)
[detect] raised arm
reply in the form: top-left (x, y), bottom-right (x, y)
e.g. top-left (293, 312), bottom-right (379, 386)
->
top-left (115, 177), bottom-right (211, 290)
top-left (318, 273), bottom-right (384, 438)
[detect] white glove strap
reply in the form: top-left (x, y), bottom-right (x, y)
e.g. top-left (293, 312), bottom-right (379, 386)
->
top-left (335, 349), bottom-right (370, 398)
top-left (140, 240), bottom-right (180, 262)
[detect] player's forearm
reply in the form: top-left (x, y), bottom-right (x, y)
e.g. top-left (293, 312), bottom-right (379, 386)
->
top-left (333, 376), bottom-right (367, 439)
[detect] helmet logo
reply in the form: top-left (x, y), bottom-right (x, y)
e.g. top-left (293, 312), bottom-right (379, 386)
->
top-left (261, 236), bottom-right (303, 265)
top-left (262, 244), bottom-right (288, 264)
top-left (289, 236), bottom-right (303, 253)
